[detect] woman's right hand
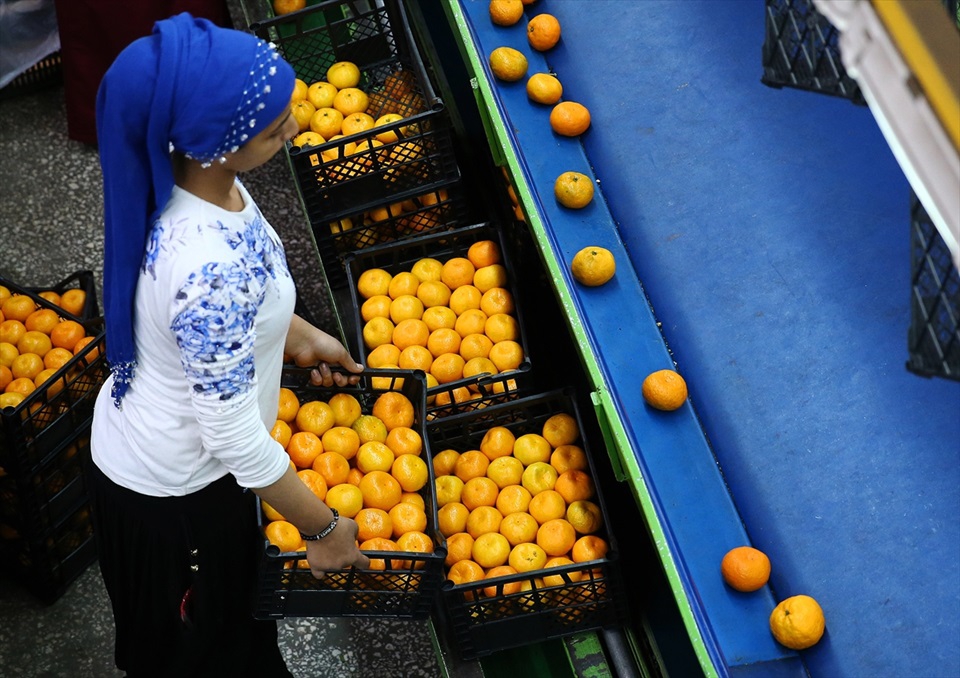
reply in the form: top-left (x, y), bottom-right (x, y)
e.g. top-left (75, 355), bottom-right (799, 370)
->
top-left (304, 516), bottom-right (370, 578)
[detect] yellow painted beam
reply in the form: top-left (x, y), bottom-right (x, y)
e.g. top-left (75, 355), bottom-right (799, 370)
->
top-left (870, 0), bottom-right (960, 151)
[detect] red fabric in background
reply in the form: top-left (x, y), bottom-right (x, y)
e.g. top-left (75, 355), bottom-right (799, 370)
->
top-left (53, 0), bottom-right (231, 146)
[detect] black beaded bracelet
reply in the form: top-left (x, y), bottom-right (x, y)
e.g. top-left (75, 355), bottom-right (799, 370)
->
top-left (300, 508), bottom-right (339, 541)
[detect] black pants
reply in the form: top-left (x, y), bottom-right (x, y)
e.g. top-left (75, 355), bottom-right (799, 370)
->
top-left (86, 460), bottom-right (292, 678)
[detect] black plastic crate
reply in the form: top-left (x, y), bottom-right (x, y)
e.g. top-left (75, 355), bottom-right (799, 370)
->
top-left (0, 426), bottom-right (90, 539)
top-left (0, 495), bottom-right (96, 605)
top-left (761, 0), bottom-right (865, 104)
top-left (427, 389), bottom-right (629, 661)
top-left (343, 223), bottom-right (533, 416)
top-left (907, 195), bottom-right (960, 380)
top-left (251, 0), bottom-right (461, 226)
top-left (0, 278), bottom-right (107, 475)
top-left (254, 366), bottom-right (447, 620)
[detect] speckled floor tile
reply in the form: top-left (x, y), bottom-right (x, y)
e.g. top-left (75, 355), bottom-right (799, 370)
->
top-left (0, 83), bottom-right (440, 678)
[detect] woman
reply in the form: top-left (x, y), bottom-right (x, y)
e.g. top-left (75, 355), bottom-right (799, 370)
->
top-left (89, 14), bottom-right (369, 676)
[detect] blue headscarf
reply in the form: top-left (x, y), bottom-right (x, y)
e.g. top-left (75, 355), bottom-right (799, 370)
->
top-left (96, 13), bottom-right (296, 406)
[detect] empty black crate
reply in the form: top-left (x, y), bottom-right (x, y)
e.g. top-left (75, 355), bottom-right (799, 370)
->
top-left (251, 0), bottom-right (460, 227)
top-left (343, 222), bottom-right (532, 416)
top-left (427, 389), bottom-right (629, 661)
top-left (907, 195), bottom-right (960, 380)
top-left (254, 366), bottom-right (447, 619)
top-left (761, 0), bottom-right (865, 104)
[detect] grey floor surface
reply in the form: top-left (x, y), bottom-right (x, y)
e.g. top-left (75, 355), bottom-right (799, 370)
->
top-left (0, 82), bottom-right (442, 678)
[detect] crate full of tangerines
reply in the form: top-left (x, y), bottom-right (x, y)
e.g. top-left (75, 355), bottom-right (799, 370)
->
top-left (251, 0), bottom-right (460, 231)
top-left (426, 389), bottom-right (630, 661)
top-left (344, 222), bottom-right (532, 419)
top-left (0, 273), bottom-right (107, 475)
top-left (255, 366), bottom-right (446, 620)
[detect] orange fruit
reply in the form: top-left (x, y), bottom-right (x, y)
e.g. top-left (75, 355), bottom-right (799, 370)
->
top-left (360, 537), bottom-right (400, 571)
top-left (273, 0), bottom-right (306, 15)
top-left (396, 531), bottom-right (434, 568)
top-left (356, 508), bottom-right (394, 542)
top-left (367, 343), bottom-right (402, 368)
top-left (54, 284), bottom-right (86, 318)
top-left (287, 431), bottom-right (324, 468)
top-left (571, 535), bottom-right (609, 563)
top-left (526, 73), bottom-right (563, 104)
top-left (550, 99), bottom-right (591, 137)
top-left (528, 489), bottom-right (567, 524)
top-left (291, 100), bottom-right (317, 132)
top-left (261, 500), bottom-right (284, 522)
top-left (430, 353), bottom-right (465, 384)
top-left (466, 505), bottom-right (502, 538)
top-left (432, 386), bottom-right (473, 408)
top-left (554, 171), bottom-right (594, 209)
top-left (35, 368), bottom-right (65, 396)
top-left (400, 492), bottom-right (426, 511)
top-left (461, 476), bottom-right (499, 511)
top-left (388, 272), bottom-right (421, 299)
top-left (454, 450), bottom-right (490, 482)
top-left (391, 454), bottom-right (428, 492)
top-left (487, 457), bottom-right (524, 490)
top-left (292, 131), bottom-right (325, 148)
top-left (25, 308), bottom-right (59, 334)
top-left (36, 290), bottom-right (59, 306)
top-left (0, 320), bottom-right (26, 346)
top-left (444, 531), bottom-right (475, 566)
top-left (363, 317), bottom-right (396, 349)
top-left (319, 426), bottom-right (361, 460)
top-left (341, 112), bottom-right (375, 136)
top-left (527, 13), bottom-right (561, 51)
top-left (361, 295), bottom-right (392, 322)
top-left (312, 450), bottom-right (353, 487)
top-left (435, 475), bottom-right (465, 507)
top-left (5, 377), bottom-right (36, 396)
top-left (499, 510), bottom-right (539, 546)
top-left (398, 345), bottom-right (433, 373)
top-left (325, 483), bottom-right (364, 518)
top-left (447, 559), bottom-right (485, 589)
top-left (297, 469), bottom-right (328, 501)
top-left (11, 353), bottom-right (43, 381)
top-left (295, 400), bottom-right (336, 437)
top-left (473, 265), bottom-right (507, 294)
top-left (721, 546), bottom-right (771, 593)
top-left (416, 280), bottom-right (452, 309)
top-left (388, 502), bottom-right (427, 538)
top-left (522, 461), bottom-right (559, 495)
top-left (542, 556), bottom-right (582, 587)
top-left (459, 333), bottom-right (494, 362)
top-left (489, 46), bottom-right (528, 82)
top-left (484, 313), bottom-right (518, 343)
top-left (513, 433), bottom-right (552, 465)
top-left (438, 502), bottom-right (470, 537)
top-left (467, 240), bottom-right (502, 269)
top-left (42, 347), bottom-right (73, 371)
top-left (2, 295), bottom-right (36, 322)
top-left (332, 87), bottom-right (369, 116)
top-left (0, 365), bottom-right (12, 391)
top-left (554, 469), bottom-right (595, 503)
top-left (356, 441), bottom-right (395, 473)
top-left (488, 340), bottom-right (524, 372)
top-left (433, 449), bottom-right (460, 477)
top-left (357, 268), bottom-right (393, 299)
top-left (277, 387), bottom-right (300, 423)
top-left (264, 520), bottom-right (304, 553)
top-left (411, 258), bottom-right (444, 283)
top-left (385, 426), bottom-right (422, 457)
top-left (327, 392), bottom-right (362, 428)
top-left (642, 369), bottom-right (688, 411)
top-left (352, 414), bottom-right (389, 444)
top-left (550, 445), bottom-right (587, 475)
top-left (326, 61), bottom-right (360, 89)
top-left (372, 391), bottom-right (415, 431)
top-left (441, 258), bottom-right (476, 290)
top-left (462, 357), bottom-right (498, 384)
top-left (489, 0), bottom-right (523, 26)
top-left (472, 532), bottom-right (511, 569)
top-left (359, 470), bottom-right (402, 511)
top-left (423, 306), bottom-right (457, 333)
top-left (392, 318), bottom-right (429, 351)
top-left (769, 595), bottom-right (826, 650)
top-left (571, 246), bottom-right (616, 286)
top-left (508, 542), bottom-right (547, 573)
top-left (482, 565), bottom-right (521, 598)
top-left (537, 518), bottom-right (576, 557)
top-left (455, 309), bottom-right (488, 338)
top-left (440, 285), bottom-right (479, 315)
top-left (542, 413), bottom-right (579, 447)
top-left (306, 81), bottom-right (337, 109)
top-left (495, 483), bottom-right (532, 515)
top-left (270, 420), bottom-right (293, 449)
top-left (427, 327), bottom-right (461, 358)
top-left (0, 342), bottom-right (17, 368)
top-left (480, 426), bottom-right (516, 461)
top-left (566, 500), bottom-right (603, 535)
top-left (17, 331), bottom-right (52, 358)
top-left (372, 113), bottom-right (404, 144)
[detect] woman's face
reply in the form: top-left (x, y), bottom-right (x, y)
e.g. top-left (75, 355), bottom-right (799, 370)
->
top-left (223, 102), bottom-right (299, 172)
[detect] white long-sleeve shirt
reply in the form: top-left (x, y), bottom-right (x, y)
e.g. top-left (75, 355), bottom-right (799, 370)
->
top-left (91, 181), bottom-right (294, 496)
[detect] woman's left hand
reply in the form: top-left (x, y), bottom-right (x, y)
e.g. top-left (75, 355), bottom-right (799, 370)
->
top-left (285, 315), bottom-right (363, 387)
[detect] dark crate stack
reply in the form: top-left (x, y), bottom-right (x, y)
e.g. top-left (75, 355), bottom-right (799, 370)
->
top-left (427, 390), bottom-right (630, 661)
top-left (907, 196), bottom-right (960, 380)
top-left (254, 367), bottom-right (447, 620)
top-left (251, 0), bottom-right (464, 294)
top-left (0, 272), bottom-right (107, 603)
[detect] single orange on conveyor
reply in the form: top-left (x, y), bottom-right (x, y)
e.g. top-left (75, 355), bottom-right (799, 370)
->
top-left (720, 545), bottom-right (770, 592)
top-left (641, 369), bottom-right (688, 411)
top-left (770, 595), bottom-right (826, 650)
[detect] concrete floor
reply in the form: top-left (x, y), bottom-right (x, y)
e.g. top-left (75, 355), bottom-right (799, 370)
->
top-left (0, 81), bottom-right (441, 678)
